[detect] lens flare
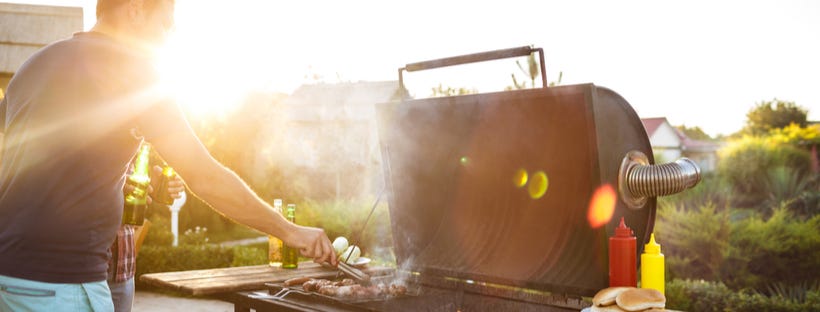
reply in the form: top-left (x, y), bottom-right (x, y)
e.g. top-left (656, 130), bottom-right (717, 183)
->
top-left (513, 169), bottom-right (528, 188)
top-left (528, 171), bottom-right (548, 199)
top-left (588, 184), bottom-right (617, 228)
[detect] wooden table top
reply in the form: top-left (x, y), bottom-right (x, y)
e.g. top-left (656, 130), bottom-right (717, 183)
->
top-left (140, 262), bottom-right (394, 296)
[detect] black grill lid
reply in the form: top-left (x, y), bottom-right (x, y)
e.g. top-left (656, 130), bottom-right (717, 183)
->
top-left (375, 84), bottom-right (654, 297)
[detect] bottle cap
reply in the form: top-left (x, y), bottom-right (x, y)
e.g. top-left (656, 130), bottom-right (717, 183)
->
top-left (644, 233), bottom-right (661, 254)
top-left (614, 217), bottom-right (633, 237)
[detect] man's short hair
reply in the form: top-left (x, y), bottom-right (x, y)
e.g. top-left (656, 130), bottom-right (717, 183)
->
top-left (96, 0), bottom-right (170, 19)
top-left (96, 0), bottom-right (127, 19)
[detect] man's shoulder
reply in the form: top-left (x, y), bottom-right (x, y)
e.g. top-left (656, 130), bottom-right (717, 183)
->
top-left (37, 32), bottom-right (152, 64)
top-left (19, 32), bottom-right (157, 86)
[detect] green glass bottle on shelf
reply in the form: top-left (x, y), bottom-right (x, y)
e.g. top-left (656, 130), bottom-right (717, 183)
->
top-left (122, 143), bottom-right (151, 226)
top-left (268, 199), bottom-right (284, 267)
top-left (282, 203), bottom-right (299, 269)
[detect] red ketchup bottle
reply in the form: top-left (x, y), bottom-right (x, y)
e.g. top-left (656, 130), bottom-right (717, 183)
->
top-left (609, 217), bottom-right (637, 287)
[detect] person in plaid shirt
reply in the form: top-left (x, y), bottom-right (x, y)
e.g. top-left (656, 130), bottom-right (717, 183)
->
top-left (108, 225), bottom-right (137, 311)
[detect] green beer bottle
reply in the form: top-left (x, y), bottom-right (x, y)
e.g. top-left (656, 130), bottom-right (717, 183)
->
top-left (123, 143), bottom-right (151, 225)
top-left (282, 204), bottom-right (299, 269)
top-left (154, 165), bottom-right (177, 206)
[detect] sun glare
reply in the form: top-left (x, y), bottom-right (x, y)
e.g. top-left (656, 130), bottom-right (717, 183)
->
top-left (154, 1), bottom-right (299, 117)
top-left (587, 184), bottom-right (617, 228)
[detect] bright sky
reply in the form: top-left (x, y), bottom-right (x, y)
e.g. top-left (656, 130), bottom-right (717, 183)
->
top-left (7, 0), bottom-right (820, 136)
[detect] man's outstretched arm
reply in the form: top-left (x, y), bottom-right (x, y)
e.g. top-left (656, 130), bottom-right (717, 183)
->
top-left (137, 101), bottom-right (336, 266)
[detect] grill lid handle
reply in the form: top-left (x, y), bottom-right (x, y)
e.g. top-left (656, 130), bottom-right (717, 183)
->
top-left (399, 46), bottom-right (547, 93)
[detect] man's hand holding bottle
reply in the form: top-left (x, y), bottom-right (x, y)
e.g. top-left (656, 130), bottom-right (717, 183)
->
top-left (123, 164), bottom-right (185, 206)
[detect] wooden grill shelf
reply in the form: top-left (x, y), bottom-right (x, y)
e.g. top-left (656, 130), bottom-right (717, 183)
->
top-left (139, 262), bottom-right (393, 296)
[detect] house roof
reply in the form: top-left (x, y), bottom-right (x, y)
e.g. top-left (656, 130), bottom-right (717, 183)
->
top-left (641, 117), bottom-right (722, 152)
top-left (641, 117), bottom-right (668, 137)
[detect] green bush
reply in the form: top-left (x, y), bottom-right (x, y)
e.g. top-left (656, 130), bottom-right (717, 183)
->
top-left (656, 202), bottom-right (731, 281)
top-left (180, 226), bottom-right (210, 245)
top-left (723, 208), bottom-right (820, 291)
top-left (761, 281), bottom-right (820, 305)
top-left (657, 203), bottom-right (820, 292)
top-left (136, 244), bottom-right (234, 288)
top-left (142, 215), bottom-right (174, 247)
top-left (659, 173), bottom-right (732, 210)
top-left (136, 216), bottom-right (267, 289)
top-left (666, 279), bottom-right (733, 311)
top-left (231, 245), bottom-right (267, 267)
top-left (762, 167), bottom-right (819, 217)
top-left (135, 244), bottom-right (269, 288)
top-left (666, 279), bottom-right (820, 312)
top-left (717, 136), bottom-right (811, 209)
top-left (296, 198), bottom-right (395, 264)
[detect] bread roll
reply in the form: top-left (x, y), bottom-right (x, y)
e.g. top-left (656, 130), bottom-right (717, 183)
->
top-left (590, 304), bottom-right (626, 312)
top-left (592, 287), bottom-right (631, 306)
top-left (615, 288), bottom-right (665, 311)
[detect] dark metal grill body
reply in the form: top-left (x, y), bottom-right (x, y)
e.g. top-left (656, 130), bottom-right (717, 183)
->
top-left (256, 47), bottom-right (669, 311)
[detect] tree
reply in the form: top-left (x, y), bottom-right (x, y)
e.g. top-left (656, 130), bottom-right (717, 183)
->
top-left (431, 84), bottom-right (476, 97)
top-left (513, 53), bottom-right (540, 89)
top-left (677, 125), bottom-right (713, 141)
top-left (743, 99), bottom-right (808, 136)
top-left (507, 51), bottom-right (562, 90)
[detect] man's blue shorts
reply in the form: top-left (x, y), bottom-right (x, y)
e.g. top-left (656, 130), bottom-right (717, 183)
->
top-left (0, 274), bottom-right (114, 311)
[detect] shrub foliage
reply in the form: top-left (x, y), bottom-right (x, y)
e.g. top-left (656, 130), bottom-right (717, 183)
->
top-left (666, 279), bottom-right (820, 312)
top-left (717, 136), bottom-right (811, 209)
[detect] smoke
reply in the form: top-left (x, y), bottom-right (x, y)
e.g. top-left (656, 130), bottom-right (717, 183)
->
top-left (240, 80), bottom-right (458, 278)
top-left (251, 81), bottom-right (399, 201)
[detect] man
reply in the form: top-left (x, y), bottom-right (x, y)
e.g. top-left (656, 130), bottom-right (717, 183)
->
top-left (0, 0), bottom-right (336, 310)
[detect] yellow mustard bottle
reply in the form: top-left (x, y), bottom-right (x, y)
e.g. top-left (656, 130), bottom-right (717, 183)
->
top-left (641, 233), bottom-right (665, 294)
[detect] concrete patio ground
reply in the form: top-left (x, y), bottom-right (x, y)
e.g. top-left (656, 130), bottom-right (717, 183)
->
top-left (133, 290), bottom-right (233, 312)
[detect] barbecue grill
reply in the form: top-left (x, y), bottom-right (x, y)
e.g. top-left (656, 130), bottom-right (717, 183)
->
top-left (252, 46), bottom-right (700, 311)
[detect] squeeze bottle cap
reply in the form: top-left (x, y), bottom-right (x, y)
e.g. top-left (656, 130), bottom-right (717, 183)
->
top-left (615, 217), bottom-right (633, 237)
top-left (645, 233), bottom-right (661, 254)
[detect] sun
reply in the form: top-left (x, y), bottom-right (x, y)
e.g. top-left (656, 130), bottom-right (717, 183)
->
top-left (152, 1), bottom-right (290, 118)
top-left (154, 33), bottom-right (251, 118)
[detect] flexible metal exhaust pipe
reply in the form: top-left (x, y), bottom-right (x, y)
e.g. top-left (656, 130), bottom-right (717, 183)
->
top-left (618, 151), bottom-right (702, 209)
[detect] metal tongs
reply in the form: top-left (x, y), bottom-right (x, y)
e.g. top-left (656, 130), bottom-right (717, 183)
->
top-left (338, 261), bottom-right (371, 285)
top-left (334, 187), bottom-right (385, 285)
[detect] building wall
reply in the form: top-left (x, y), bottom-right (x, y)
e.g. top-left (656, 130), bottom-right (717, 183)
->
top-left (648, 122), bottom-right (682, 163)
top-left (0, 2), bottom-right (83, 92)
top-left (684, 151), bottom-right (717, 173)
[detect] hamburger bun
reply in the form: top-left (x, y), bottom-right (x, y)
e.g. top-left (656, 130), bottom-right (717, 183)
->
top-left (592, 287), bottom-right (630, 306)
top-left (615, 288), bottom-right (665, 311)
top-left (590, 304), bottom-right (626, 312)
